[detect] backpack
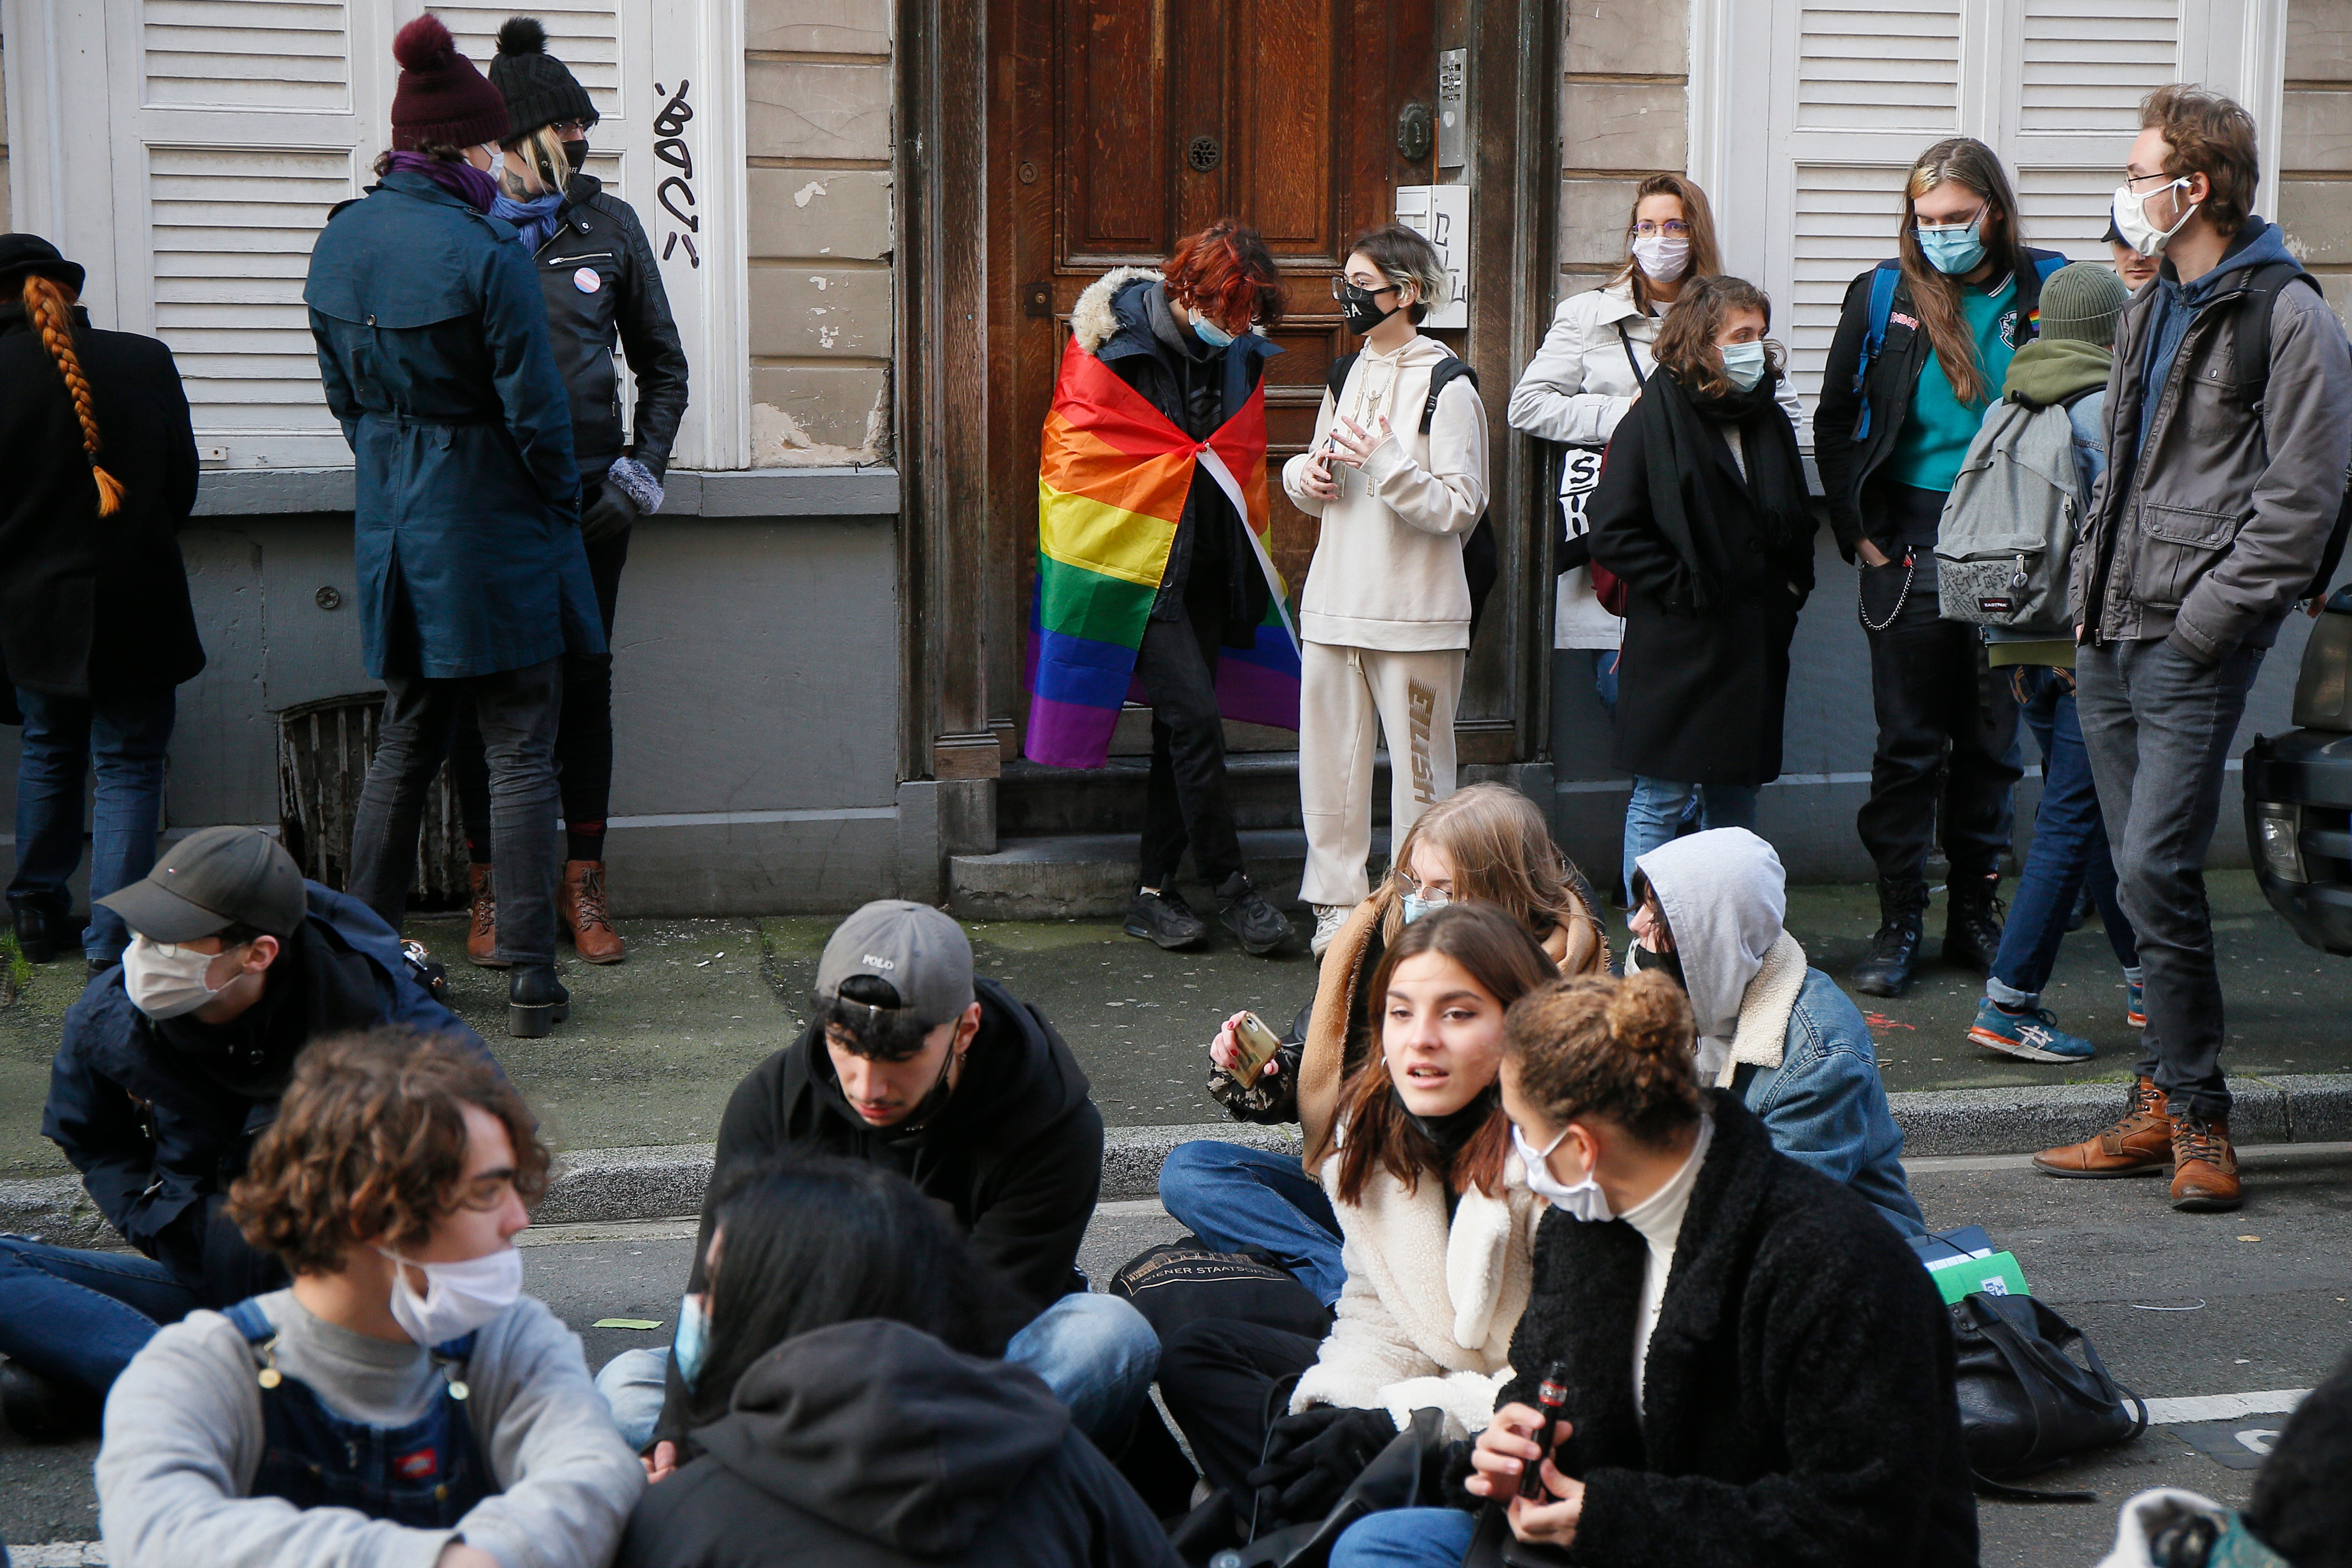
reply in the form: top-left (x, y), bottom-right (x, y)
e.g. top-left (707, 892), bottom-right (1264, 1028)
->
top-left (2220, 260), bottom-right (2352, 603)
top-left (1323, 353), bottom-right (1499, 642)
top-left (1850, 254), bottom-right (2069, 442)
top-left (1931, 388), bottom-right (2096, 634)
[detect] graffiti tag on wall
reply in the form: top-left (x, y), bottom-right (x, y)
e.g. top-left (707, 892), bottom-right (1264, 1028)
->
top-left (654, 79), bottom-right (699, 268)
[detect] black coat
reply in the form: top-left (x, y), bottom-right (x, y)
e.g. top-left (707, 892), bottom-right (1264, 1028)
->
top-left (1586, 374), bottom-right (1813, 787)
top-left (1461, 1094), bottom-right (1978, 1568)
top-left (654, 978), bottom-right (1105, 1446)
top-left (619, 1319), bottom-right (1182, 1568)
top-left (0, 301), bottom-right (203, 699)
top-left (532, 174), bottom-right (690, 480)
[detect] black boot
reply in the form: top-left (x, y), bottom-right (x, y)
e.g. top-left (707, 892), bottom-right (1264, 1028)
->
top-left (1851, 878), bottom-right (1929, 998)
top-left (1215, 872), bottom-right (1294, 956)
top-left (1125, 886), bottom-right (1208, 950)
top-left (0, 1359), bottom-right (100, 1441)
top-left (1945, 869), bottom-right (2007, 976)
top-left (507, 963), bottom-right (571, 1039)
top-left (10, 903), bottom-right (67, 965)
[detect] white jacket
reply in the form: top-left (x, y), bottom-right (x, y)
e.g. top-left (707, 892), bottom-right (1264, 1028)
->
top-left (1290, 1141), bottom-right (1540, 1439)
top-left (1281, 333), bottom-right (1489, 652)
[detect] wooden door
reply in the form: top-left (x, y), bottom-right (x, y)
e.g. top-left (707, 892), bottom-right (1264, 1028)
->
top-left (985, 0), bottom-right (1439, 756)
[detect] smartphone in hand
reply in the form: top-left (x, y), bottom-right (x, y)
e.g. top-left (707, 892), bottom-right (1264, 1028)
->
top-left (1229, 1011), bottom-right (1285, 1084)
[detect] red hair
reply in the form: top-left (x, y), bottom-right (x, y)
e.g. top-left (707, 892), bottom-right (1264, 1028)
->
top-left (1163, 220), bottom-right (1284, 335)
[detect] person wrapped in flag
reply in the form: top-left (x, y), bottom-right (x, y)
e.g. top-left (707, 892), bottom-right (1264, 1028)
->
top-left (1031, 220), bottom-right (1299, 957)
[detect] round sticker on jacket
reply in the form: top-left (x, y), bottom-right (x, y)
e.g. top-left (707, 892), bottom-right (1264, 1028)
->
top-left (573, 267), bottom-right (601, 294)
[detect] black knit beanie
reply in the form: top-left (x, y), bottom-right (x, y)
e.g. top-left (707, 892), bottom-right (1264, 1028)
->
top-left (488, 17), bottom-right (598, 140)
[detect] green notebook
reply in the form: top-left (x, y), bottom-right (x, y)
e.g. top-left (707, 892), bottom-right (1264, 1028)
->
top-left (1929, 1250), bottom-right (2031, 1306)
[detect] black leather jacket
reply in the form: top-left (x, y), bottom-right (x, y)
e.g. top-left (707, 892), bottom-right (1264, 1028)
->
top-left (533, 173), bottom-right (690, 480)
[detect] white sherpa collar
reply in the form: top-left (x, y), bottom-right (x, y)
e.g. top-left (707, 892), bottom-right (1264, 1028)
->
top-left (1068, 266), bottom-right (1165, 356)
top-left (1715, 931), bottom-right (1808, 1087)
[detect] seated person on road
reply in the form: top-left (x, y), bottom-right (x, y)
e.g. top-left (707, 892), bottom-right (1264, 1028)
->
top-left (0, 825), bottom-right (488, 1439)
top-left (1327, 969), bottom-right (1975, 1568)
top-left (1627, 827), bottom-right (1926, 1235)
top-left (96, 1025), bottom-right (642, 1568)
top-left (600, 899), bottom-right (1157, 1461)
top-left (1163, 783), bottom-right (1607, 1307)
top-left (616, 1152), bottom-right (1182, 1568)
top-left (1156, 905), bottom-right (1553, 1539)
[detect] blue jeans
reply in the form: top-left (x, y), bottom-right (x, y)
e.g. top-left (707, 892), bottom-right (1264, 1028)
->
top-left (1158, 1140), bottom-right (1346, 1306)
top-left (1623, 776), bottom-right (1758, 906)
top-left (9, 686), bottom-right (176, 963)
top-left (1331, 1507), bottom-right (1479, 1568)
top-left (593, 1292), bottom-right (1160, 1450)
top-left (0, 1234), bottom-right (200, 1395)
top-left (1986, 667), bottom-right (2140, 1009)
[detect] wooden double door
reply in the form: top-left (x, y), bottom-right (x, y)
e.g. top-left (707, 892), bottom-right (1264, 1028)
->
top-left (983, 0), bottom-right (1441, 757)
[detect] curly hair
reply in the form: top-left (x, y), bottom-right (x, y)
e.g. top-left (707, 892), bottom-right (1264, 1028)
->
top-left (230, 1026), bottom-right (549, 1273)
top-left (22, 276), bottom-right (124, 518)
top-left (1651, 274), bottom-right (1784, 401)
top-left (1502, 969), bottom-right (1702, 1147)
top-left (1164, 219), bottom-right (1284, 335)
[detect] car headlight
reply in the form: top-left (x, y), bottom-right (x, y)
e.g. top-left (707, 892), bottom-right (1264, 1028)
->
top-left (2254, 801), bottom-right (2307, 883)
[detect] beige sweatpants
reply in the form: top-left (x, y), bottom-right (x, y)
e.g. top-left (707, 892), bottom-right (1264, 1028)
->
top-left (1298, 640), bottom-right (1465, 907)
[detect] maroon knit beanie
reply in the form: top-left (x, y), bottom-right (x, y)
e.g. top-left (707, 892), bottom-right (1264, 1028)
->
top-left (390, 15), bottom-right (509, 151)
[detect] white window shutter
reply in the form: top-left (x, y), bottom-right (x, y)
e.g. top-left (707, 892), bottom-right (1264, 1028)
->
top-left (2018, 0), bottom-right (2181, 134)
top-left (1788, 164), bottom-right (1914, 406)
top-left (1797, 1), bottom-right (1964, 132)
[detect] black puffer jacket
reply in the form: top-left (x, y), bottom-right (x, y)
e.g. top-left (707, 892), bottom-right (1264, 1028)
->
top-left (532, 172), bottom-right (690, 480)
top-left (618, 1319), bottom-right (1182, 1568)
top-left (1451, 1094), bottom-right (1977, 1568)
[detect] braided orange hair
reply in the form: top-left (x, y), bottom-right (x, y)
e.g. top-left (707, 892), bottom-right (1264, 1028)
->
top-left (22, 275), bottom-right (125, 517)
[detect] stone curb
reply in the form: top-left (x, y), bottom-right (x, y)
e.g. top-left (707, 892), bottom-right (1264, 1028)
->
top-left (8, 1077), bottom-right (2346, 1242)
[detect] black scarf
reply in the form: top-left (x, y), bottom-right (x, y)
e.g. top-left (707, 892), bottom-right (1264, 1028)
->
top-left (1637, 368), bottom-right (1812, 611)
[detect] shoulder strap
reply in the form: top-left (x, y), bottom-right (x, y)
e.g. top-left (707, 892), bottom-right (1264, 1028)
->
top-left (2032, 253), bottom-right (2068, 285)
top-left (2230, 259), bottom-right (2331, 393)
top-left (1422, 357), bottom-right (1479, 434)
top-left (223, 1298), bottom-right (275, 1343)
top-left (1324, 352), bottom-right (1360, 406)
top-left (1851, 261), bottom-right (1905, 441)
top-left (1617, 321), bottom-right (1647, 387)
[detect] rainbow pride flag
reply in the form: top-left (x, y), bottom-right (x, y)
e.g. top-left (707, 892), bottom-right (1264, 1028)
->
top-left (1026, 334), bottom-right (1302, 769)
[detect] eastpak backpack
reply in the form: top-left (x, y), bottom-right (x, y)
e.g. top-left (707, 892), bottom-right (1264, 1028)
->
top-left (1932, 388), bottom-right (2097, 634)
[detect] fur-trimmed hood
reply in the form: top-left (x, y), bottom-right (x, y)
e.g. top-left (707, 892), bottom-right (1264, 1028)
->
top-left (1069, 266), bottom-right (1165, 357)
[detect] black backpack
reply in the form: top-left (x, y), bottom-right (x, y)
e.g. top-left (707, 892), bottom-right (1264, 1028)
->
top-left (1323, 353), bottom-right (1499, 643)
top-left (2223, 260), bottom-right (2352, 603)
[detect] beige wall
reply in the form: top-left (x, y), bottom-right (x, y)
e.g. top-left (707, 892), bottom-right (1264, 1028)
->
top-left (2281, 0), bottom-right (2352, 322)
top-left (1553, 1), bottom-right (1691, 304)
top-left (744, 0), bottom-right (896, 466)
top-left (2, 33), bottom-right (11, 228)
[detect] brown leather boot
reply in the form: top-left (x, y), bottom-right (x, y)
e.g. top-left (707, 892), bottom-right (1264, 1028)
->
top-left (561, 860), bottom-right (627, 964)
top-left (2032, 1077), bottom-right (2173, 1177)
top-left (2170, 1114), bottom-right (2242, 1211)
top-left (465, 864), bottom-right (506, 969)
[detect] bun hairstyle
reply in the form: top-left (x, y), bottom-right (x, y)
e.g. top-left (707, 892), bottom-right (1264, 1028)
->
top-left (1502, 969), bottom-right (1703, 1147)
top-left (22, 276), bottom-right (125, 517)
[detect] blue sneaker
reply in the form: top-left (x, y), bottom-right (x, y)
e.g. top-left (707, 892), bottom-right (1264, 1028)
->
top-left (2125, 975), bottom-right (2146, 1029)
top-left (1968, 997), bottom-right (2096, 1063)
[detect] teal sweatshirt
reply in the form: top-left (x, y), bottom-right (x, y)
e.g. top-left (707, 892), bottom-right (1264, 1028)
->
top-left (1888, 273), bottom-right (2023, 495)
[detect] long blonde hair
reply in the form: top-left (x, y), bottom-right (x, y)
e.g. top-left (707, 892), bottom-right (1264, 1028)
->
top-left (23, 275), bottom-right (124, 517)
top-left (1897, 138), bottom-right (2030, 407)
top-left (1386, 783), bottom-right (1602, 953)
top-left (499, 123), bottom-right (573, 199)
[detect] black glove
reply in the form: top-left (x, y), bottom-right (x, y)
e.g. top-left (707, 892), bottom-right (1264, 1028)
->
top-left (1246, 1404), bottom-right (1397, 1526)
top-left (580, 475), bottom-right (640, 543)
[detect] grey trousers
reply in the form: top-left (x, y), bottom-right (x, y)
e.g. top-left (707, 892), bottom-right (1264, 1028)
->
top-left (348, 659), bottom-right (563, 965)
top-left (2075, 635), bottom-right (2265, 1122)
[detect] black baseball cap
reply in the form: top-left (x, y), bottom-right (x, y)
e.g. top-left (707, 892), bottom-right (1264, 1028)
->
top-left (98, 826), bottom-right (309, 942)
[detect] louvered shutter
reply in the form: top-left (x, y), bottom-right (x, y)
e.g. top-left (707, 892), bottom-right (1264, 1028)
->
top-left (2003, 0), bottom-right (2185, 266)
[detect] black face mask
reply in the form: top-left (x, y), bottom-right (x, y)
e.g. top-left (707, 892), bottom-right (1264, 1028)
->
top-left (561, 139), bottom-right (589, 172)
top-left (1630, 940), bottom-right (1687, 993)
top-left (1401, 1090), bottom-right (1497, 1158)
top-left (1338, 282), bottom-right (1400, 336)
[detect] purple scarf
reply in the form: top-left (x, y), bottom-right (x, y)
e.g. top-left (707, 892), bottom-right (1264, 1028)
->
top-left (384, 149), bottom-right (499, 214)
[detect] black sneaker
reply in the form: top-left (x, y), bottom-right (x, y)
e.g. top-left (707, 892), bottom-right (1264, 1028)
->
top-left (10, 904), bottom-right (67, 966)
top-left (0, 1358), bottom-right (99, 1441)
top-left (507, 963), bottom-right (572, 1038)
top-left (1851, 878), bottom-right (1927, 998)
top-left (1125, 887), bottom-right (1208, 950)
top-left (1215, 873), bottom-right (1294, 956)
top-left (1944, 870), bottom-right (2006, 976)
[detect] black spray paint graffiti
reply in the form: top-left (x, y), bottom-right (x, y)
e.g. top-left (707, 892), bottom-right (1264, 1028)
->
top-left (654, 79), bottom-right (699, 269)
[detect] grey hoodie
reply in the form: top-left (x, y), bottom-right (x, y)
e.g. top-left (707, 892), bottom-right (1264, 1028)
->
top-left (1634, 828), bottom-right (1786, 1080)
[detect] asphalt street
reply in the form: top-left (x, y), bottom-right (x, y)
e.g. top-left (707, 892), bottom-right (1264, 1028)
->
top-left (6, 1146), bottom-right (2347, 1564)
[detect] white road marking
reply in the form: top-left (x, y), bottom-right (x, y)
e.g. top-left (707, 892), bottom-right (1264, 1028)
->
top-left (2141, 1389), bottom-right (2311, 1425)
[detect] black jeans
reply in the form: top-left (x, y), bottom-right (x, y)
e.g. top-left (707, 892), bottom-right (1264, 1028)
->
top-left (1132, 594), bottom-right (1248, 889)
top-left (2076, 636), bottom-right (2265, 1122)
top-left (452, 512), bottom-right (629, 847)
top-left (1155, 1318), bottom-right (1321, 1502)
top-left (1856, 504), bottom-right (2022, 883)
top-left (348, 659), bottom-right (562, 964)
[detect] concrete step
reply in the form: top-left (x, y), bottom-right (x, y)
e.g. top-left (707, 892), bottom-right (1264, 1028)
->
top-left (998, 752), bottom-right (1392, 838)
top-left (948, 827), bottom-right (1391, 921)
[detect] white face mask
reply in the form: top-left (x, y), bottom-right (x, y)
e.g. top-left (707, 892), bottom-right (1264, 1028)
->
top-left (2112, 179), bottom-right (2198, 259)
top-left (1718, 340), bottom-right (1769, 392)
top-left (378, 1245), bottom-right (524, 1346)
top-left (1630, 232), bottom-right (1691, 284)
top-left (122, 934), bottom-right (230, 1020)
top-left (1512, 1122), bottom-right (1613, 1223)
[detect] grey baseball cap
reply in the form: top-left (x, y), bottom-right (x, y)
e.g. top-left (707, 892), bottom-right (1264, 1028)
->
top-left (97, 826), bottom-right (309, 943)
top-left (815, 900), bottom-right (975, 1029)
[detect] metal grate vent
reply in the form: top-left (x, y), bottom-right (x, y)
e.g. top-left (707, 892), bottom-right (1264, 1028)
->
top-left (275, 693), bottom-right (470, 908)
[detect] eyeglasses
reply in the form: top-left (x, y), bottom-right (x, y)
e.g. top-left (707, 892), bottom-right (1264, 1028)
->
top-left (1332, 274), bottom-right (1399, 299)
top-left (1915, 203), bottom-right (1987, 232)
top-left (1632, 220), bottom-right (1690, 239)
top-left (2123, 170), bottom-right (2183, 190)
top-left (549, 119), bottom-right (593, 137)
top-left (1395, 868), bottom-right (1453, 905)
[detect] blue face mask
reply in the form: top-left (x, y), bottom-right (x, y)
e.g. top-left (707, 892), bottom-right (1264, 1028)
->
top-left (1718, 340), bottom-right (1769, 392)
top-left (1916, 214), bottom-right (1987, 276)
top-left (1193, 315), bottom-right (1236, 349)
top-left (673, 1292), bottom-right (710, 1388)
top-left (1400, 892), bottom-right (1442, 924)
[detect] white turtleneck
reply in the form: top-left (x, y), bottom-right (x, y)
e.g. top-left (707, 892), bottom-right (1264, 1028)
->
top-left (1618, 1112), bottom-right (1715, 1417)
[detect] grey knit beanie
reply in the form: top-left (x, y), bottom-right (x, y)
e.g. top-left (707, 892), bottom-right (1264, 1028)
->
top-left (2038, 262), bottom-right (2129, 348)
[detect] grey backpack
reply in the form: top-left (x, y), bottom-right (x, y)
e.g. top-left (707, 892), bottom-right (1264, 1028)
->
top-left (1934, 391), bottom-right (2094, 635)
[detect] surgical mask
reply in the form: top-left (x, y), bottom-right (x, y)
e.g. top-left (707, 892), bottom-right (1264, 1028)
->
top-left (1512, 1122), bottom-right (1613, 1223)
top-left (1718, 340), bottom-right (1769, 392)
top-left (1193, 314), bottom-right (1236, 349)
top-left (1629, 233), bottom-right (1691, 284)
top-left (673, 1293), bottom-right (710, 1388)
top-left (1400, 892), bottom-right (1443, 924)
top-left (2111, 180), bottom-right (2198, 258)
top-left (122, 934), bottom-right (230, 1020)
top-left (1915, 214), bottom-right (1987, 276)
top-left (1338, 282), bottom-right (1399, 336)
top-left (378, 1245), bottom-right (524, 1347)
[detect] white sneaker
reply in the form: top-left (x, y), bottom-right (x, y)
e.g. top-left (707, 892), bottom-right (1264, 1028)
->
top-left (1311, 903), bottom-right (1352, 958)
